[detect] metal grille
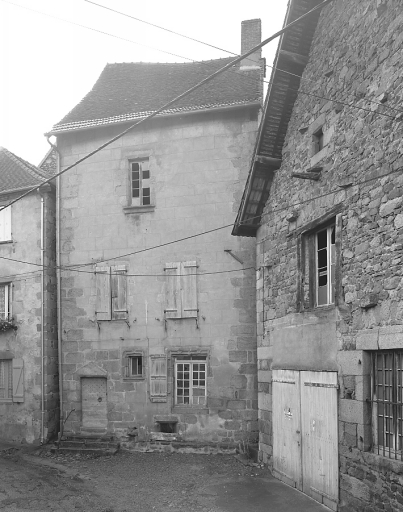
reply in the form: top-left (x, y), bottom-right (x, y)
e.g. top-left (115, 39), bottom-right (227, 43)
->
top-left (371, 351), bottom-right (403, 459)
top-left (0, 360), bottom-right (12, 400)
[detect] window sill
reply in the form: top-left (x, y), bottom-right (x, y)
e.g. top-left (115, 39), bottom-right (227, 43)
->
top-left (0, 240), bottom-right (13, 245)
top-left (123, 205), bottom-right (155, 214)
top-left (123, 376), bottom-right (145, 381)
top-left (0, 399), bottom-right (12, 403)
top-left (172, 407), bottom-right (209, 414)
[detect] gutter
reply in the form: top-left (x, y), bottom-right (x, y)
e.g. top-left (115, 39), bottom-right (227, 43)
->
top-left (46, 137), bottom-right (63, 437)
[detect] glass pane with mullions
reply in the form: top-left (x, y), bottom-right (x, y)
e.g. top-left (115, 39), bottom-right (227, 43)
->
top-left (317, 230), bottom-right (327, 249)
top-left (142, 170), bottom-right (150, 179)
top-left (131, 163), bottom-right (140, 172)
top-left (318, 248), bottom-right (327, 269)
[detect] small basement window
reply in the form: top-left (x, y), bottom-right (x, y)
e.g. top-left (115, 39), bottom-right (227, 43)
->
top-left (312, 127), bottom-right (324, 154)
top-left (158, 421), bottom-right (177, 433)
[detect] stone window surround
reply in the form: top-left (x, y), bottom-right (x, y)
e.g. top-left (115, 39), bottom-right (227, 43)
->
top-left (124, 155), bottom-right (155, 214)
top-left (308, 113), bottom-right (335, 167)
top-left (122, 350), bottom-right (146, 381)
top-left (166, 348), bottom-right (210, 414)
top-left (293, 205), bottom-right (343, 311)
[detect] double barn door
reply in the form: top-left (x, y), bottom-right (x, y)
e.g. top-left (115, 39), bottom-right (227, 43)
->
top-left (272, 370), bottom-right (338, 511)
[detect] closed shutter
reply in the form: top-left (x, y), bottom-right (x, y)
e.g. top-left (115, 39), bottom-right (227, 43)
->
top-left (149, 355), bottom-right (167, 402)
top-left (12, 358), bottom-right (24, 403)
top-left (95, 267), bottom-right (111, 320)
top-left (181, 261), bottom-right (198, 318)
top-left (165, 263), bottom-right (181, 318)
top-left (0, 207), bottom-right (11, 242)
top-left (0, 284), bottom-right (9, 320)
top-left (111, 265), bottom-right (128, 320)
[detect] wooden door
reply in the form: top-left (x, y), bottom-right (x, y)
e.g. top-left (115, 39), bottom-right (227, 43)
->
top-left (81, 377), bottom-right (108, 429)
top-left (301, 371), bottom-right (338, 511)
top-left (272, 370), bottom-right (302, 490)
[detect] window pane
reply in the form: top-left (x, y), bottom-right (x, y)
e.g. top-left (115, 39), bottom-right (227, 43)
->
top-left (317, 230), bottom-right (327, 249)
top-left (142, 170), bottom-right (150, 179)
top-left (318, 248), bottom-right (327, 269)
top-left (131, 163), bottom-right (139, 172)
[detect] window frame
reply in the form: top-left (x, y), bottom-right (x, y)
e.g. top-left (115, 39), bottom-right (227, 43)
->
top-left (312, 127), bottom-right (324, 155)
top-left (0, 283), bottom-right (11, 320)
top-left (0, 206), bottom-right (12, 243)
top-left (129, 158), bottom-right (152, 207)
top-left (174, 355), bottom-right (207, 407)
top-left (315, 224), bottom-right (336, 307)
top-left (371, 350), bottom-right (403, 460)
top-left (123, 351), bottom-right (145, 381)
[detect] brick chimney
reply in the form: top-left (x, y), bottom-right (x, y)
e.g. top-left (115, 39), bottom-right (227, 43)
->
top-left (240, 19), bottom-right (262, 71)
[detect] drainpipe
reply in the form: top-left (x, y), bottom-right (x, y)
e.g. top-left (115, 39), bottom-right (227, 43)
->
top-left (46, 137), bottom-right (63, 436)
top-left (40, 193), bottom-right (45, 444)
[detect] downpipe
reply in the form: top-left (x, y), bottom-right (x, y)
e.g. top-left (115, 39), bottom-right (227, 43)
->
top-left (40, 194), bottom-right (45, 444)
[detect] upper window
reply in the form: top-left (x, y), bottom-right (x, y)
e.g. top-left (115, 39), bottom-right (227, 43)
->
top-left (0, 284), bottom-right (10, 320)
top-left (95, 265), bottom-right (127, 321)
top-left (165, 261), bottom-right (198, 319)
top-left (0, 207), bottom-right (11, 242)
top-left (312, 127), bottom-right (324, 154)
top-left (175, 355), bottom-right (207, 407)
top-left (130, 159), bottom-right (151, 206)
top-left (371, 350), bottom-right (403, 459)
top-left (299, 218), bottom-right (338, 310)
top-left (316, 225), bottom-right (335, 306)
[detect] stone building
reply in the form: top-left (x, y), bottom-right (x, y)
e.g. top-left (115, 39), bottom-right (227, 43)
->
top-left (0, 147), bottom-right (58, 444)
top-left (233, 0), bottom-right (403, 510)
top-left (47, 21), bottom-right (263, 449)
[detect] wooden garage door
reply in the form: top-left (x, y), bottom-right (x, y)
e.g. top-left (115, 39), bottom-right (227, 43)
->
top-left (301, 371), bottom-right (338, 510)
top-left (82, 377), bottom-right (107, 429)
top-left (272, 370), bottom-right (302, 490)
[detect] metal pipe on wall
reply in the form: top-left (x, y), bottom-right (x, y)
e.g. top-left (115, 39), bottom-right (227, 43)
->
top-left (40, 193), bottom-right (45, 444)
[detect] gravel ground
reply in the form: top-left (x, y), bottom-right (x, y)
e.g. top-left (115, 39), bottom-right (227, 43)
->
top-left (0, 448), bottom-right (268, 512)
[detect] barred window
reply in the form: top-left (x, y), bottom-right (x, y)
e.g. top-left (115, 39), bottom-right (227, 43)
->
top-left (371, 351), bottom-right (403, 459)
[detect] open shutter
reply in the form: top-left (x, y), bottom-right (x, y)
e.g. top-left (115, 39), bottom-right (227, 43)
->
top-left (0, 207), bottom-right (11, 242)
top-left (181, 261), bottom-right (198, 318)
top-left (95, 266), bottom-right (111, 320)
top-left (12, 358), bottom-right (24, 403)
top-left (111, 265), bottom-right (128, 320)
top-left (165, 263), bottom-right (181, 318)
top-left (149, 355), bottom-right (167, 402)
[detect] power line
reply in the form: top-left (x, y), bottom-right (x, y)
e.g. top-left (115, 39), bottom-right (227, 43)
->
top-left (1, 161), bottom-right (402, 280)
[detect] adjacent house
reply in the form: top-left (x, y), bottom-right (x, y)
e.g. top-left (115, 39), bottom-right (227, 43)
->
top-left (234, 0), bottom-right (403, 510)
top-left (0, 147), bottom-right (58, 444)
top-left (47, 20), bottom-right (263, 449)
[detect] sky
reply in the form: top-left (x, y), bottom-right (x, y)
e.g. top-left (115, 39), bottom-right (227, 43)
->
top-left (0, 0), bottom-right (288, 166)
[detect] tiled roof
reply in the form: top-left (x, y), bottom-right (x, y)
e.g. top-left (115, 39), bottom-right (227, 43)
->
top-left (49, 58), bottom-right (262, 134)
top-left (0, 147), bottom-right (48, 195)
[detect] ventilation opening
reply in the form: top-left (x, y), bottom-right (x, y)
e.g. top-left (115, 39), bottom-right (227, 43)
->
top-left (159, 421), bottom-right (177, 433)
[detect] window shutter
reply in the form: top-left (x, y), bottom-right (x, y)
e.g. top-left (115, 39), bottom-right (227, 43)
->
top-left (149, 355), bottom-right (167, 402)
top-left (111, 265), bottom-right (128, 320)
top-left (0, 284), bottom-right (7, 320)
top-left (181, 261), bottom-right (198, 318)
top-left (12, 358), bottom-right (24, 403)
top-left (95, 266), bottom-right (111, 320)
top-left (0, 207), bottom-right (11, 242)
top-left (165, 263), bottom-right (181, 318)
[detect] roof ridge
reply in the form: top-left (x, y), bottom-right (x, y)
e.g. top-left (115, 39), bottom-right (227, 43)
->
top-left (0, 147), bottom-right (48, 182)
top-left (105, 57), bottom-right (239, 67)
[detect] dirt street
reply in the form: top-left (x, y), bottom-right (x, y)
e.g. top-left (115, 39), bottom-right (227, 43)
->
top-left (0, 448), bottom-right (327, 512)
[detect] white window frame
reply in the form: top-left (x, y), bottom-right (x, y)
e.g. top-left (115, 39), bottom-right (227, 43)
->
top-left (315, 224), bottom-right (335, 307)
top-left (174, 356), bottom-right (207, 407)
top-left (0, 206), bottom-right (11, 242)
top-left (130, 159), bottom-right (151, 207)
top-left (0, 283), bottom-right (10, 320)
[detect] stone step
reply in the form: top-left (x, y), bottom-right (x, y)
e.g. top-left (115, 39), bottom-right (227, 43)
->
top-left (62, 434), bottom-right (115, 443)
top-left (59, 440), bottom-right (119, 449)
top-left (52, 446), bottom-right (119, 456)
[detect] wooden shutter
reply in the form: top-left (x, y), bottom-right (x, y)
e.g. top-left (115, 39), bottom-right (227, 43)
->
top-left (0, 207), bottom-right (11, 242)
top-left (95, 266), bottom-right (111, 320)
top-left (165, 263), bottom-right (181, 318)
top-left (111, 265), bottom-right (128, 320)
top-left (12, 358), bottom-right (24, 403)
top-left (149, 355), bottom-right (167, 402)
top-left (181, 261), bottom-right (198, 318)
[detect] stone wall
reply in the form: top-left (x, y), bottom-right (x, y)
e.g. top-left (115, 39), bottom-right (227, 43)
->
top-left (57, 108), bottom-right (258, 446)
top-left (0, 188), bottom-right (58, 443)
top-left (256, 0), bottom-right (403, 510)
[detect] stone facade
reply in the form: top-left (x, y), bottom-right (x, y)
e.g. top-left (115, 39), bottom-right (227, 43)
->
top-left (256, 1), bottom-right (403, 510)
top-left (57, 108), bottom-right (258, 447)
top-left (0, 187), bottom-right (58, 443)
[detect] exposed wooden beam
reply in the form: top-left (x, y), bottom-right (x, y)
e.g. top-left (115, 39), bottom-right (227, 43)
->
top-left (279, 50), bottom-right (309, 67)
top-left (254, 155), bottom-right (282, 168)
top-left (291, 172), bottom-right (321, 181)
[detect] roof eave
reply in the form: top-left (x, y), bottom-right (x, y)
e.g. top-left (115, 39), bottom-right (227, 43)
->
top-left (46, 101), bottom-right (262, 137)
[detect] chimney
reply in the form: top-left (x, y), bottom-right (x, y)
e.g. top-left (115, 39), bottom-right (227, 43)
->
top-left (240, 19), bottom-right (262, 71)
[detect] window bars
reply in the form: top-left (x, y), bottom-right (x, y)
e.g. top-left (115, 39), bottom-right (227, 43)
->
top-left (371, 351), bottom-right (403, 460)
